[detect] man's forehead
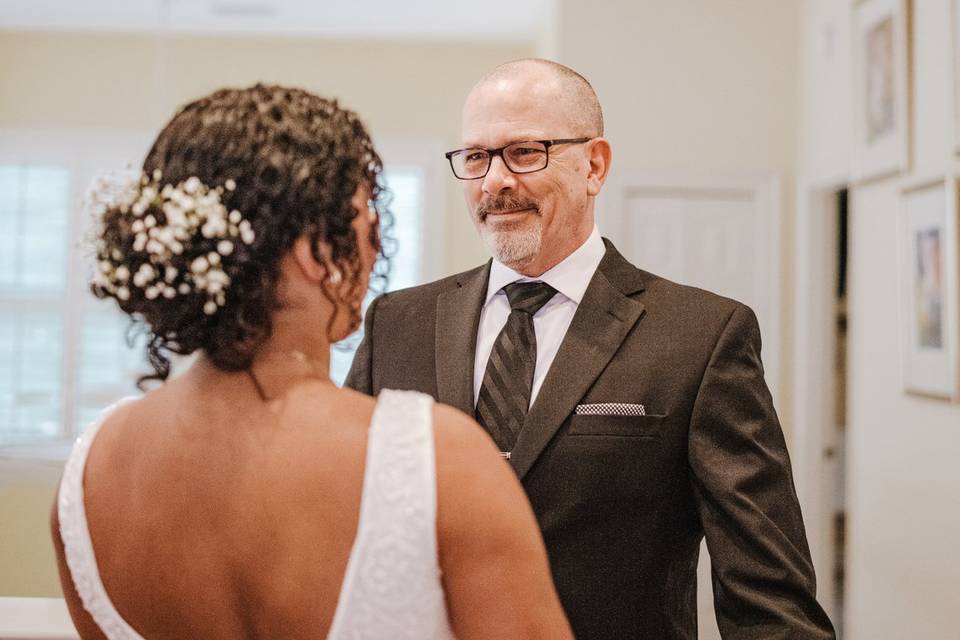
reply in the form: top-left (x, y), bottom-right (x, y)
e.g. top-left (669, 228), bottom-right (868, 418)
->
top-left (461, 78), bottom-right (570, 144)
top-left (467, 71), bottom-right (562, 108)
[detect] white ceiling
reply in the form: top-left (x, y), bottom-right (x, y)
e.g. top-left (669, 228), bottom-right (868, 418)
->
top-left (0, 0), bottom-right (547, 43)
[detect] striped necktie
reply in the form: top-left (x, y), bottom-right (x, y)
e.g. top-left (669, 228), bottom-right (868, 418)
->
top-left (475, 281), bottom-right (558, 452)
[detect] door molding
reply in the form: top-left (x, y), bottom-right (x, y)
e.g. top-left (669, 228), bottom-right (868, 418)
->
top-left (791, 172), bottom-right (849, 627)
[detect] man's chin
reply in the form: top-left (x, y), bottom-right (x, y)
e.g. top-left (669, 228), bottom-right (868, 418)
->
top-left (481, 229), bottom-right (542, 268)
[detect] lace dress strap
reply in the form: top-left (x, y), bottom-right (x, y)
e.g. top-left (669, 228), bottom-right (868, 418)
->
top-left (327, 389), bottom-right (456, 639)
top-left (58, 397), bottom-right (144, 640)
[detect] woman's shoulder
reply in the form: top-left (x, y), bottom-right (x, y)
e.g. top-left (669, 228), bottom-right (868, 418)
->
top-left (429, 402), bottom-right (517, 502)
top-left (430, 402), bottom-right (500, 461)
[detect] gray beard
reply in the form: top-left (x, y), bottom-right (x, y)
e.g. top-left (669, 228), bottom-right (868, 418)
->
top-left (480, 221), bottom-right (543, 270)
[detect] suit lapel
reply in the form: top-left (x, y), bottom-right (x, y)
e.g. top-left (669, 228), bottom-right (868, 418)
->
top-left (510, 241), bottom-right (647, 479)
top-left (435, 262), bottom-right (490, 415)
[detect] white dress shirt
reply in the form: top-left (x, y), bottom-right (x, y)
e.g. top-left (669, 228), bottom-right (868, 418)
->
top-left (473, 226), bottom-right (606, 408)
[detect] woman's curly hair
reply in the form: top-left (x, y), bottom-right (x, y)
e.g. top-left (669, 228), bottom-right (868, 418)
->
top-left (91, 84), bottom-right (392, 386)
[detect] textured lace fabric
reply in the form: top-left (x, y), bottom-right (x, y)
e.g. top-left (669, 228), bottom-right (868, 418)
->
top-left (58, 389), bottom-right (456, 639)
top-left (327, 389), bottom-right (456, 639)
top-left (58, 396), bottom-right (144, 639)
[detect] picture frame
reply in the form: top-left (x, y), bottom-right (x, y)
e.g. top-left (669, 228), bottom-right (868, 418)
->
top-left (852, 0), bottom-right (910, 182)
top-left (898, 177), bottom-right (960, 400)
top-left (953, 0), bottom-right (960, 153)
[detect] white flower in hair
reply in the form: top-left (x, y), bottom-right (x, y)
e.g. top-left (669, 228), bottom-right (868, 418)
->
top-left (238, 220), bottom-right (255, 245)
top-left (146, 239), bottom-right (166, 256)
top-left (85, 166), bottom-right (140, 218)
top-left (90, 169), bottom-right (256, 316)
top-left (191, 256), bottom-right (209, 274)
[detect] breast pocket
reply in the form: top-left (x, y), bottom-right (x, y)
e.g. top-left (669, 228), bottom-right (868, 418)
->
top-left (567, 414), bottom-right (666, 438)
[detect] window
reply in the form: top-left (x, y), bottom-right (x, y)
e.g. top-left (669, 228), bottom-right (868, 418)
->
top-left (329, 166), bottom-right (426, 385)
top-left (0, 132), bottom-right (441, 448)
top-left (0, 165), bottom-right (71, 445)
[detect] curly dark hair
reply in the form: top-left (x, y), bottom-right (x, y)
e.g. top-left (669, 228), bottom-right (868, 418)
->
top-left (91, 84), bottom-right (392, 386)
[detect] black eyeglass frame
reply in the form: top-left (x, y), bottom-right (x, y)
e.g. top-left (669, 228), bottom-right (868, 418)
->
top-left (444, 137), bottom-right (593, 180)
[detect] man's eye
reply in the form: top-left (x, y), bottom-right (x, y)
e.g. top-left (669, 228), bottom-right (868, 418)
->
top-left (463, 151), bottom-right (488, 163)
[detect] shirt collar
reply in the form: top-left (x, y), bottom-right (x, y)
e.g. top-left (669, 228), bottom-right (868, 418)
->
top-left (485, 226), bottom-right (605, 306)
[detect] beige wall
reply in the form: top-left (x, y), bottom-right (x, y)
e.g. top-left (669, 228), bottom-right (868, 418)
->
top-left (798, 0), bottom-right (960, 638)
top-left (0, 30), bottom-right (531, 274)
top-left (0, 29), bottom-right (530, 597)
top-left (0, 461), bottom-right (62, 596)
top-left (551, 0), bottom-right (802, 442)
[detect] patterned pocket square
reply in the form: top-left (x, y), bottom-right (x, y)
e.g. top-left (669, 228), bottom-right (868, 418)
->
top-left (575, 402), bottom-right (646, 416)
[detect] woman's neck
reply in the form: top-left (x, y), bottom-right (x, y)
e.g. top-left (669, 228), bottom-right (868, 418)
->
top-left (248, 344), bottom-right (332, 400)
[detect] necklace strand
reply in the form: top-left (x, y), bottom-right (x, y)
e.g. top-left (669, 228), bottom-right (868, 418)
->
top-left (246, 350), bottom-right (330, 402)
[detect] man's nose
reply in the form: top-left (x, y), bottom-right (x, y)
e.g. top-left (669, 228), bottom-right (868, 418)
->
top-left (481, 155), bottom-right (517, 195)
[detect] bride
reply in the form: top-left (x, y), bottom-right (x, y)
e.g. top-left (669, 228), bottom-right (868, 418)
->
top-left (51, 84), bottom-right (573, 639)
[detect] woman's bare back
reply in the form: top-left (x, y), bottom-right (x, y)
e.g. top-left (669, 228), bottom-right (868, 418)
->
top-left (67, 365), bottom-right (375, 638)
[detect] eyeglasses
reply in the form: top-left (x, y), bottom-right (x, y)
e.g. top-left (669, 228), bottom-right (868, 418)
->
top-left (444, 138), bottom-right (593, 180)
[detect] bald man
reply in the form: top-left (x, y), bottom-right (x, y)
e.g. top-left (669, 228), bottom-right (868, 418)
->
top-left (346, 59), bottom-right (835, 640)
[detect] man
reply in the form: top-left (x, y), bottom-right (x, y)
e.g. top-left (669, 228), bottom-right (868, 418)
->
top-left (346, 58), bottom-right (835, 639)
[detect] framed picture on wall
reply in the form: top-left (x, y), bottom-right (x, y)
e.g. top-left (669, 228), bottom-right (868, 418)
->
top-left (953, 0), bottom-right (960, 152)
top-left (852, 0), bottom-right (910, 182)
top-left (898, 178), bottom-right (960, 400)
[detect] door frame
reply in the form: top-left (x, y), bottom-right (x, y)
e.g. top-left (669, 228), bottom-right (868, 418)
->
top-left (791, 172), bottom-right (850, 627)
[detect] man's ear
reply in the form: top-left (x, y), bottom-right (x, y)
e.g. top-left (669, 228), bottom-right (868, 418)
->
top-left (291, 235), bottom-right (331, 283)
top-left (585, 137), bottom-right (612, 196)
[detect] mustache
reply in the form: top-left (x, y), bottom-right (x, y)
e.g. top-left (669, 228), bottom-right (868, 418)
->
top-left (476, 195), bottom-right (540, 221)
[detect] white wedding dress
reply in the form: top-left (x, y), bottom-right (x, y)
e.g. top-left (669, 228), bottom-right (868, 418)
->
top-left (58, 389), bottom-right (457, 639)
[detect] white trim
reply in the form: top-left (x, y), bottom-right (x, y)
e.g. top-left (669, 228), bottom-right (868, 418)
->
top-left (792, 172), bottom-right (850, 627)
top-left (0, 597), bottom-right (78, 639)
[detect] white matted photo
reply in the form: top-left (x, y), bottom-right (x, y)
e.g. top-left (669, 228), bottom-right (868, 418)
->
top-left (953, 0), bottom-right (960, 152)
top-left (898, 178), bottom-right (960, 400)
top-left (853, 0), bottom-right (910, 182)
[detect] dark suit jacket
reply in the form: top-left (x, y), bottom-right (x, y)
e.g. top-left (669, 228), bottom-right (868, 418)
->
top-left (345, 239), bottom-right (835, 640)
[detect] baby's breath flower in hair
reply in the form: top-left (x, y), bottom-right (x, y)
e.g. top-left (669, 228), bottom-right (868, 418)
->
top-left (89, 169), bottom-right (254, 315)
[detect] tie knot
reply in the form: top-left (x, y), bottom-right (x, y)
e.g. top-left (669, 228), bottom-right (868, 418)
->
top-left (503, 281), bottom-right (557, 315)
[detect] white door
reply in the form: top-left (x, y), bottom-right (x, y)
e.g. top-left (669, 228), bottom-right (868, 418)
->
top-left (599, 170), bottom-right (783, 640)
top-left (601, 171), bottom-right (782, 399)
